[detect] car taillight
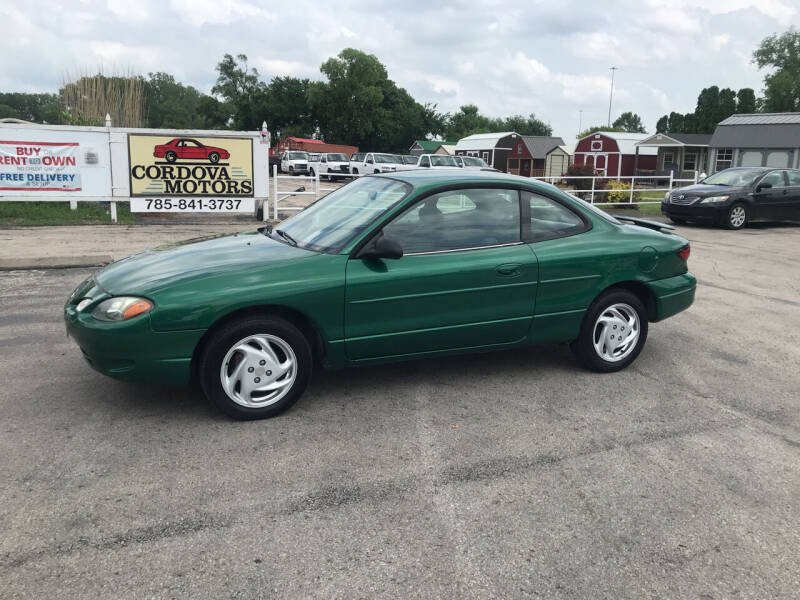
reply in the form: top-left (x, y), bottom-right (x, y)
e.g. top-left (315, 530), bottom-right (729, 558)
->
top-left (677, 245), bottom-right (690, 261)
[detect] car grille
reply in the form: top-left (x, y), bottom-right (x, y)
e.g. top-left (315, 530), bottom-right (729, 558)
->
top-left (670, 193), bottom-right (698, 205)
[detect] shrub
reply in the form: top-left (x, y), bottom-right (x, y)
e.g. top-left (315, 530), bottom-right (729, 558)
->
top-left (605, 179), bottom-right (640, 204)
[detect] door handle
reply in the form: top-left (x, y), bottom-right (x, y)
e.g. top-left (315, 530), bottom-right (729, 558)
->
top-left (496, 263), bottom-right (521, 277)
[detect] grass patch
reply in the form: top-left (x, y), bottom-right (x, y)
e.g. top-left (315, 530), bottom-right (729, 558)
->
top-left (599, 202), bottom-right (664, 219)
top-left (0, 201), bottom-right (136, 226)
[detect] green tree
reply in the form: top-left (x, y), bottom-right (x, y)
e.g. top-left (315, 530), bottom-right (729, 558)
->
top-left (753, 28), bottom-right (800, 112)
top-left (718, 88), bottom-right (737, 122)
top-left (500, 114), bottom-right (552, 136)
top-left (212, 53), bottom-right (270, 130)
top-left (444, 105), bottom-right (495, 140)
top-left (736, 88), bottom-right (757, 113)
top-left (267, 76), bottom-right (315, 138)
top-left (695, 86), bottom-right (721, 133)
top-left (612, 111), bottom-right (646, 133)
top-left (0, 92), bottom-right (67, 123)
top-left (655, 115), bottom-right (669, 133)
top-left (144, 72), bottom-right (219, 129)
top-left (576, 125), bottom-right (626, 139)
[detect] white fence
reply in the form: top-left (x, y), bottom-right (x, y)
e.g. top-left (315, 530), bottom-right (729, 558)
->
top-left (269, 165), bottom-right (359, 220)
top-left (531, 172), bottom-right (699, 205)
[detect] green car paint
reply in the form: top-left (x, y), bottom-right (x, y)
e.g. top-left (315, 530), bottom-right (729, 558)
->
top-left (65, 170), bottom-right (695, 386)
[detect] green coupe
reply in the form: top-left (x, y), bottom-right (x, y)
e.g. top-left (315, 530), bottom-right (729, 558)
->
top-left (65, 170), bottom-right (696, 419)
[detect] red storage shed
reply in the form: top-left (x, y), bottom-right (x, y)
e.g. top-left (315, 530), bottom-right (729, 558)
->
top-left (573, 132), bottom-right (657, 178)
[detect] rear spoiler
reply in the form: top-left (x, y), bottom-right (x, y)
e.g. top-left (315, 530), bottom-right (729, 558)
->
top-left (614, 215), bottom-right (675, 232)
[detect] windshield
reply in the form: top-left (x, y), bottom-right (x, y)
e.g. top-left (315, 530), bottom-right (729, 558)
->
top-left (350, 153), bottom-right (364, 161)
top-left (287, 152), bottom-right (308, 160)
top-left (464, 156), bottom-right (487, 167)
top-left (403, 156), bottom-right (417, 164)
top-left (701, 168), bottom-right (763, 187)
top-left (276, 177), bottom-right (411, 253)
top-left (431, 155), bottom-right (457, 167)
top-left (374, 153), bottom-right (400, 164)
top-left (327, 153), bottom-right (348, 162)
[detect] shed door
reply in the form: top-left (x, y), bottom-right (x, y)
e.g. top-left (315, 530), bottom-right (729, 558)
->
top-left (740, 151), bottom-right (762, 167)
top-left (766, 151), bottom-right (791, 168)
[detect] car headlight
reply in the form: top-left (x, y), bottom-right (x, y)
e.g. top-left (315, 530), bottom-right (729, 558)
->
top-left (92, 297), bottom-right (153, 321)
top-left (664, 192), bottom-right (670, 203)
top-left (699, 195), bottom-right (730, 204)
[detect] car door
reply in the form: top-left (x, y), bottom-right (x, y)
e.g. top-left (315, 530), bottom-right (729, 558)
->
top-left (753, 170), bottom-right (789, 220)
top-left (344, 187), bottom-right (538, 360)
top-left (783, 170), bottom-right (800, 222)
top-left (521, 190), bottom-right (600, 343)
top-left (181, 140), bottom-right (204, 160)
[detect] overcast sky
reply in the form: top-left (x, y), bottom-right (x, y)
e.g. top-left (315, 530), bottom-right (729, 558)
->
top-left (2, 0), bottom-right (798, 143)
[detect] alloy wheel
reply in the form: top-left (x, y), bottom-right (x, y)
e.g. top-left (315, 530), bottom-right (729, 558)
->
top-left (219, 334), bottom-right (297, 408)
top-left (729, 205), bottom-right (746, 228)
top-left (592, 303), bottom-right (640, 362)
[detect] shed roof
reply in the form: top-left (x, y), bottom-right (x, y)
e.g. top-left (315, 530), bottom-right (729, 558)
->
top-left (413, 139), bottom-right (458, 152)
top-left (520, 136), bottom-right (565, 159)
top-left (455, 132), bottom-right (517, 151)
top-left (286, 137), bottom-right (324, 144)
top-left (710, 113), bottom-right (800, 148)
top-left (578, 131), bottom-right (657, 155)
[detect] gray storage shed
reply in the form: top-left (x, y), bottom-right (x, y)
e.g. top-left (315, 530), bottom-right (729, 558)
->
top-left (709, 113), bottom-right (800, 173)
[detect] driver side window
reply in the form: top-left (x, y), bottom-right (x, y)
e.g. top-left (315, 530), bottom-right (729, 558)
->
top-left (760, 171), bottom-right (787, 188)
top-left (383, 188), bottom-right (520, 254)
top-left (420, 156), bottom-right (430, 168)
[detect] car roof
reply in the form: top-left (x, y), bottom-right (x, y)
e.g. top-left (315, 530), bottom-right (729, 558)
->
top-left (373, 168), bottom-right (558, 192)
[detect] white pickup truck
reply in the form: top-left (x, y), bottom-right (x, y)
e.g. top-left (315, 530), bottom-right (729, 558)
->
top-left (414, 154), bottom-right (459, 169)
top-left (350, 153), bottom-right (403, 175)
top-left (308, 152), bottom-right (351, 180)
top-left (280, 151), bottom-right (310, 176)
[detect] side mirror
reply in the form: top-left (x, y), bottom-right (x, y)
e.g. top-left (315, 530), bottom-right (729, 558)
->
top-left (357, 233), bottom-right (403, 260)
top-left (757, 182), bottom-right (772, 191)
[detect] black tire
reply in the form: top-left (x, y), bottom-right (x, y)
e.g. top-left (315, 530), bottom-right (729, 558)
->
top-left (668, 216), bottom-right (687, 224)
top-left (165, 151), bottom-right (177, 163)
top-left (724, 202), bottom-right (747, 230)
top-left (198, 316), bottom-right (312, 420)
top-left (309, 168), bottom-right (315, 177)
top-left (374, 170), bottom-right (380, 174)
top-left (352, 168), bottom-right (359, 175)
top-left (289, 166), bottom-right (294, 176)
top-left (570, 289), bottom-right (649, 373)
top-left (208, 152), bottom-right (220, 163)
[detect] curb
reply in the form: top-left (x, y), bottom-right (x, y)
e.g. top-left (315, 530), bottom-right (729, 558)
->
top-left (0, 255), bottom-right (113, 271)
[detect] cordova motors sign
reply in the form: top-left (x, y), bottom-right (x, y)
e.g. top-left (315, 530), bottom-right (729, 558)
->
top-left (128, 134), bottom-right (255, 212)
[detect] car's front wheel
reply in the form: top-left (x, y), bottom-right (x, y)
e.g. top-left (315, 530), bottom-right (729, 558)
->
top-left (668, 216), bottom-right (686, 224)
top-left (571, 290), bottom-right (648, 372)
top-left (199, 316), bottom-right (312, 420)
top-left (208, 152), bottom-right (220, 163)
top-left (724, 203), bottom-right (747, 230)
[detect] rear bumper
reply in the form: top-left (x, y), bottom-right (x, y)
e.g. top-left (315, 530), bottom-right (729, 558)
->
top-left (648, 272), bottom-right (696, 322)
top-left (64, 306), bottom-right (203, 387)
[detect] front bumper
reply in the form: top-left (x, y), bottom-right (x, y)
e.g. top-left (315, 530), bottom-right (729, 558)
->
top-left (648, 272), bottom-right (696, 322)
top-left (661, 202), bottom-right (726, 222)
top-left (64, 305), bottom-right (204, 387)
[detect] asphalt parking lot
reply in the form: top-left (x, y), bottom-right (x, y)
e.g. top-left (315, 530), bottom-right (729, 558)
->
top-left (2, 221), bottom-right (800, 599)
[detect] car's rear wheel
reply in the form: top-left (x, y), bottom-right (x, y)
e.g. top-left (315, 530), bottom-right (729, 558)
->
top-left (199, 316), bottom-right (312, 420)
top-left (571, 290), bottom-right (648, 372)
top-left (208, 152), bottom-right (220, 163)
top-left (165, 151), bottom-right (177, 163)
top-left (725, 203), bottom-right (747, 230)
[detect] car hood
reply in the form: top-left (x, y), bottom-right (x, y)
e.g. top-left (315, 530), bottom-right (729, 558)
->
top-left (95, 231), bottom-right (316, 296)
top-left (672, 183), bottom-right (746, 196)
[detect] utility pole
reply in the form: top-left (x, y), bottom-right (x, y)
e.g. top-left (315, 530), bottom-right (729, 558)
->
top-left (607, 67), bottom-right (617, 127)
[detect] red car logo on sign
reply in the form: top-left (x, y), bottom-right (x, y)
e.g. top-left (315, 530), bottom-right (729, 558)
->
top-left (153, 138), bottom-right (231, 164)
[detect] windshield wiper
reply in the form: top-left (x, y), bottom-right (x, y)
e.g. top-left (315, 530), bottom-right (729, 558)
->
top-left (275, 229), bottom-right (298, 246)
